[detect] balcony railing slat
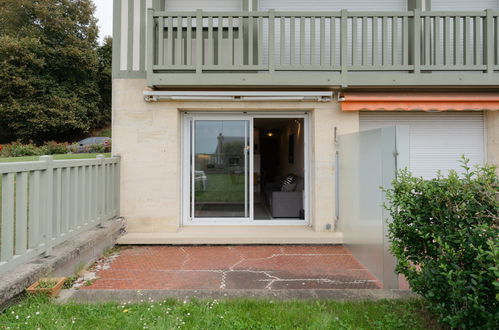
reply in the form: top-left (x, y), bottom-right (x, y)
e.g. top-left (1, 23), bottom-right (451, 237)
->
top-left (403, 16), bottom-right (409, 66)
top-left (248, 16), bottom-right (254, 65)
top-left (485, 9), bottom-right (494, 73)
top-left (187, 17), bottom-right (192, 65)
top-left (413, 9), bottom-right (421, 72)
top-left (474, 16), bottom-right (481, 66)
top-left (372, 16), bottom-right (379, 67)
top-left (341, 10), bottom-right (347, 73)
top-left (311, 17), bottom-right (316, 65)
top-left (195, 10), bottom-right (202, 72)
top-left (158, 17), bottom-right (164, 66)
top-left (496, 15), bottom-right (499, 66)
top-left (176, 16), bottom-right (183, 65)
top-left (300, 16), bottom-right (305, 65)
top-left (454, 16), bottom-right (461, 66)
top-left (258, 16), bottom-right (263, 66)
top-left (269, 9), bottom-right (275, 72)
top-left (290, 17), bottom-right (295, 65)
top-left (218, 16), bottom-right (223, 65)
top-left (320, 17), bottom-right (325, 66)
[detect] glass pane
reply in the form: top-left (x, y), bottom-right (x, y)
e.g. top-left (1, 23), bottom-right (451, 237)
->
top-left (193, 120), bottom-right (248, 218)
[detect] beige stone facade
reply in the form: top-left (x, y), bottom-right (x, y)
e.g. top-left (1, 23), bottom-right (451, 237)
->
top-left (113, 78), bottom-right (498, 244)
top-left (113, 79), bottom-right (359, 244)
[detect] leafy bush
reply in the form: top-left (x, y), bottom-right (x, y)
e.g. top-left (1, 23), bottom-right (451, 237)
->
top-left (86, 144), bottom-right (106, 153)
top-left (384, 158), bottom-right (499, 329)
top-left (40, 141), bottom-right (69, 155)
top-left (0, 142), bottom-right (41, 157)
top-left (0, 141), bottom-right (70, 157)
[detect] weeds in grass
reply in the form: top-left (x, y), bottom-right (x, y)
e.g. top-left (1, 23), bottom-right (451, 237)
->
top-left (0, 296), bottom-right (443, 330)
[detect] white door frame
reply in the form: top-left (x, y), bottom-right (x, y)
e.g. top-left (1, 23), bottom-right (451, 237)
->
top-left (181, 112), bottom-right (310, 226)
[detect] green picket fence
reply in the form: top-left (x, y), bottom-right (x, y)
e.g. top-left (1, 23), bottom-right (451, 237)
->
top-left (0, 155), bottom-right (120, 275)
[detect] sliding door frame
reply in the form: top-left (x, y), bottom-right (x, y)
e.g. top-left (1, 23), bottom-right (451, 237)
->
top-left (181, 112), bottom-right (310, 226)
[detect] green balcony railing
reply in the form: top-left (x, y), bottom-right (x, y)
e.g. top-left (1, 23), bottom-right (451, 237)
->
top-left (146, 9), bottom-right (499, 87)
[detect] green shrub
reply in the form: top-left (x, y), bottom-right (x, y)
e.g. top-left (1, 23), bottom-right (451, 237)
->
top-left (384, 158), bottom-right (499, 329)
top-left (0, 142), bottom-right (41, 157)
top-left (41, 141), bottom-right (69, 155)
top-left (86, 144), bottom-right (106, 153)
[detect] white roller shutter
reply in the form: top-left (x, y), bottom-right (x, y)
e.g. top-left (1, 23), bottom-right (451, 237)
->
top-left (431, 0), bottom-right (498, 10)
top-left (359, 112), bottom-right (485, 179)
top-left (164, 0), bottom-right (242, 11)
top-left (258, 0), bottom-right (406, 11)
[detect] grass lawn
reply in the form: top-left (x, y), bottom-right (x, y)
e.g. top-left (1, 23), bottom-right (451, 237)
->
top-left (0, 153), bottom-right (112, 163)
top-left (0, 296), bottom-right (442, 330)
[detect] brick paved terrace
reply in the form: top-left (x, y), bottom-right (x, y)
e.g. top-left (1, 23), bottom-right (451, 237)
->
top-left (81, 245), bottom-right (382, 290)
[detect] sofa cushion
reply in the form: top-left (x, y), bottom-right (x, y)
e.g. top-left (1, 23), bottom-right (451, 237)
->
top-left (281, 182), bottom-right (297, 192)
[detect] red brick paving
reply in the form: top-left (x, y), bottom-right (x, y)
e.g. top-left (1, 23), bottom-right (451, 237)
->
top-left (83, 245), bottom-right (382, 290)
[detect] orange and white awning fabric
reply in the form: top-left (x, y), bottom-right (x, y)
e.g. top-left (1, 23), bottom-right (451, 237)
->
top-left (340, 92), bottom-right (499, 111)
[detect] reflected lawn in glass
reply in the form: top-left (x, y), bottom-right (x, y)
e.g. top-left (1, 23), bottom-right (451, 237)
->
top-left (195, 173), bottom-right (245, 202)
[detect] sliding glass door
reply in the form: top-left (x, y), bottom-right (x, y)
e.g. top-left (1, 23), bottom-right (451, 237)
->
top-left (188, 117), bottom-right (251, 220)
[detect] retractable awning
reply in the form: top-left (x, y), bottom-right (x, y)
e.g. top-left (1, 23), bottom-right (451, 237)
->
top-left (340, 92), bottom-right (499, 111)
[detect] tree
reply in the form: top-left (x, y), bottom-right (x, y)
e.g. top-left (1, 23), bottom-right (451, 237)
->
top-left (0, 0), bottom-right (101, 143)
top-left (96, 36), bottom-right (112, 128)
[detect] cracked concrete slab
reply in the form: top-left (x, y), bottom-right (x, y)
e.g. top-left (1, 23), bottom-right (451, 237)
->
top-left (79, 245), bottom-right (384, 291)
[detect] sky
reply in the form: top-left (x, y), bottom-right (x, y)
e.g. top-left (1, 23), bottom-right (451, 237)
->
top-left (93, 0), bottom-right (113, 42)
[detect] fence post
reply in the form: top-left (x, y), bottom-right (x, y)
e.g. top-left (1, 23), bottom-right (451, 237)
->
top-left (40, 155), bottom-right (54, 256)
top-left (96, 154), bottom-right (105, 226)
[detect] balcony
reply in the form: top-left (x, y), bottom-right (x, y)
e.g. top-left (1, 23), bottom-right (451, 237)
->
top-left (146, 9), bottom-right (499, 88)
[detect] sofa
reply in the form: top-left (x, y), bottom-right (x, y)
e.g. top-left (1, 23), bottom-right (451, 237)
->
top-left (264, 175), bottom-right (304, 218)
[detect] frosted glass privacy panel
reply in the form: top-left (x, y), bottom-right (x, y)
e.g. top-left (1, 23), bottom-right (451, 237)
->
top-left (338, 126), bottom-right (407, 289)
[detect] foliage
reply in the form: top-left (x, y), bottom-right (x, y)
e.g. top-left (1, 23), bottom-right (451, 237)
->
top-left (0, 0), bottom-right (110, 143)
top-left (0, 142), bottom-right (42, 157)
top-left (0, 296), bottom-right (442, 329)
top-left (36, 279), bottom-right (59, 289)
top-left (384, 158), bottom-right (499, 329)
top-left (40, 141), bottom-right (69, 155)
top-left (0, 141), bottom-right (68, 157)
top-left (0, 153), bottom-right (112, 163)
top-left (96, 37), bottom-right (112, 128)
top-left (86, 144), bottom-right (106, 154)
